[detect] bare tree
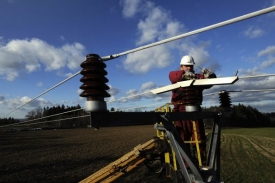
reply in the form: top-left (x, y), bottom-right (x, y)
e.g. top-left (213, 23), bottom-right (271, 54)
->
top-left (25, 110), bottom-right (36, 119)
top-left (35, 107), bottom-right (44, 118)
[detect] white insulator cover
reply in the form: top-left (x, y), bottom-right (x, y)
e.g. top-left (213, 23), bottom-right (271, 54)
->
top-left (85, 101), bottom-right (107, 112)
top-left (185, 105), bottom-right (199, 112)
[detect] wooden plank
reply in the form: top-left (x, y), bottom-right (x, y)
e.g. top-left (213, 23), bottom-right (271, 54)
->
top-left (79, 139), bottom-right (155, 183)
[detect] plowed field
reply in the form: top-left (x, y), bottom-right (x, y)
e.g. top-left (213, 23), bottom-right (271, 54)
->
top-left (1, 126), bottom-right (275, 183)
top-left (0, 125), bottom-right (170, 183)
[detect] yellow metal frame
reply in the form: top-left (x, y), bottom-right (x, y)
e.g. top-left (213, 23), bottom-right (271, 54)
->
top-left (155, 103), bottom-right (203, 170)
top-left (155, 103), bottom-right (178, 170)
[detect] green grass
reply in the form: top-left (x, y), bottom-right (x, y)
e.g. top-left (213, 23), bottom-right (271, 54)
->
top-left (219, 127), bottom-right (275, 183)
top-left (222, 127), bottom-right (275, 138)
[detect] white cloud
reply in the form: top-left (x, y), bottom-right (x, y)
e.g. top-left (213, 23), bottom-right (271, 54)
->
top-left (62, 43), bottom-right (85, 70)
top-left (135, 4), bottom-right (184, 46)
top-left (260, 56), bottom-right (275, 69)
top-left (20, 96), bottom-right (32, 104)
top-left (120, 0), bottom-right (191, 74)
top-left (0, 68), bottom-right (19, 81)
top-left (1, 96), bottom-right (53, 117)
top-left (243, 26), bottom-right (265, 39)
top-left (155, 96), bottom-right (164, 102)
top-left (60, 35), bottom-right (65, 41)
top-left (140, 81), bottom-right (157, 98)
top-left (108, 96), bottom-right (117, 103)
top-left (123, 45), bottom-right (173, 74)
top-left (124, 81), bottom-right (158, 101)
top-left (136, 6), bottom-right (170, 45)
top-left (140, 81), bottom-right (156, 91)
top-left (0, 38), bottom-right (86, 81)
top-left (126, 88), bottom-right (138, 96)
top-left (257, 46), bottom-right (275, 69)
top-left (180, 41), bottom-right (213, 69)
top-left (243, 67), bottom-right (261, 76)
top-left (120, 0), bottom-right (142, 18)
top-left (2, 96), bottom-right (53, 112)
top-left (37, 81), bottom-right (43, 87)
top-left (107, 85), bottom-right (120, 96)
top-left (258, 46), bottom-right (275, 56)
top-left (77, 89), bottom-right (82, 95)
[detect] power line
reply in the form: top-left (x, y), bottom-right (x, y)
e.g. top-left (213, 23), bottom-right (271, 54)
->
top-left (5, 115), bottom-right (90, 128)
top-left (116, 101), bottom-right (167, 111)
top-left (0, 71), bottom-right (81, 118)
top-left (101, 6), bottom-right (275, 61)
top-left (239, 74), bottom-right (275, 79)
top-left (18, 108), bottom-right (83, 126)
top-left (106, 91), bottom-right (152, 103)
top-left (0, 108), bottom-right (85, 128)
top-left (204, 88), bottom-right (275, 97)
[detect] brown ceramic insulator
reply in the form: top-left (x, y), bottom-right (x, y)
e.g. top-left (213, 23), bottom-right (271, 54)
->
top-left (180, 87), bottom-right (200, 105)
top-left (79, 54), bottom-right (110, 99)
top-left (219, 90), bottom-right (231, 108)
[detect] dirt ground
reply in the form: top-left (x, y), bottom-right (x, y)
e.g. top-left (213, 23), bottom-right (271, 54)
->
top-left (0, 125), bottom-right (172, 183)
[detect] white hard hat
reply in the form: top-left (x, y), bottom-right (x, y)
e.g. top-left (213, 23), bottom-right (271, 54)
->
top-left (180, 55), bottom-right (195, 65)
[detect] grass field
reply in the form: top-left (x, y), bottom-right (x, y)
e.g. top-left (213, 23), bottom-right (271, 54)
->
top-left (220, 128), bottom-right (275, 183)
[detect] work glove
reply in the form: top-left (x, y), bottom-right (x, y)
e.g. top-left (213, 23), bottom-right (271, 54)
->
top-left (201, 68), bottom-right (215, 78)
top-left (182, 70), bottom-right (196, 80)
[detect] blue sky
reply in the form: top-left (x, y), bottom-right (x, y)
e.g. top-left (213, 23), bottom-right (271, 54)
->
top-left (1, 0), bottom-right (275, 119)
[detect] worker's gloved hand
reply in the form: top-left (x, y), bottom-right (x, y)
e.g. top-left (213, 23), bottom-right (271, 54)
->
top-left (182, 71), bottom-right (195, 80)
top-left (201, 68), bottom-right (215, 78)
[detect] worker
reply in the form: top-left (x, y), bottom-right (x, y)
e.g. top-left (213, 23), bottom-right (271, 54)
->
top-left (169, 55), bottom-right (216, 165)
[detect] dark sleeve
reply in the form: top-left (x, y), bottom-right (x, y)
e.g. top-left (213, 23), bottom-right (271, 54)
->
top-left (169, 70), bottom-right (185, 84)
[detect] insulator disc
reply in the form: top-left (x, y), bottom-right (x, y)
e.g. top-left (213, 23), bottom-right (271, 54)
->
top-left (81, 60), bottom-right (106, 69)
top-left (80, 82), bottom-right (110, 90)
top-left (80, 66), bottom-right (108, 75)
top-left (180, 87), bottom-right (200, 105)
top-left (80, 89), bottom-right (110, 98)
top-left (80, 74), bottom-right (109, 83)
top-left (86, 54), bottom-right (100, 59)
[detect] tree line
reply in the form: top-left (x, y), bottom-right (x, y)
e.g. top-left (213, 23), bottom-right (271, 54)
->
top-left (0, 117), bottom-right (20, 125)
top-left (202, 103), bottom-right (275, 127)
top-left (0, 104), bottom-right (88, 129)
top-left (1, 103), bottom-right (275, 128)
top-left (25, 104), bottom-right (83, 119)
